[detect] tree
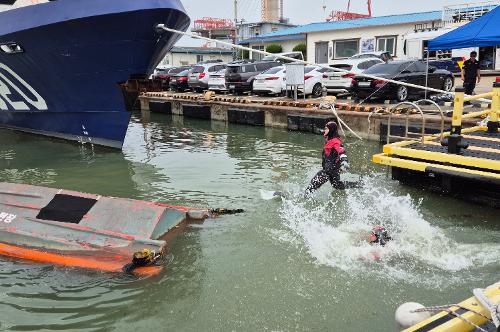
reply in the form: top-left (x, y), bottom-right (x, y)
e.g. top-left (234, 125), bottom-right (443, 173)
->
top-left (266, 44), bottom-right (283, 54)
top-left (293, 43), bottom-right (307, 60)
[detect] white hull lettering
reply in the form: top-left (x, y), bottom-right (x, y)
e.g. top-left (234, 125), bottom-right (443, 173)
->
top-left (0, 63), bottom-right (48, 111)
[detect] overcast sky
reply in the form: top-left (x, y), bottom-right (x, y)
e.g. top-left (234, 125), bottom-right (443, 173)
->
top-left (178, 0), bottom-right (474, 45)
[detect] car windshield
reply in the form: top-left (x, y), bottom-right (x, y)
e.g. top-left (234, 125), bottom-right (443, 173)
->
top-left (363, 63), bottom-right (405, 75)
top-left (226, 66), bottom-right (240, 74)
top-left (191, 66), bottom-right (204, 74)
top-left (304, 66), bottom-right (316, 74)
top-left (262, 67), bottom-right (283, 74)
top-left (176, 70), bottom-right (189, 76)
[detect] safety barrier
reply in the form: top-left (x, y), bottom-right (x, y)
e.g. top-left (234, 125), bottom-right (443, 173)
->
top-left (443, 79), bottom-right (500, 154)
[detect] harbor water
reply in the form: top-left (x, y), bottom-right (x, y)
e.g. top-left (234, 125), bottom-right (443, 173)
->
top-left (0, 113), bottom-right (499, 331)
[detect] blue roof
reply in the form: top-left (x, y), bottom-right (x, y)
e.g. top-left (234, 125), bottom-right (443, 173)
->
top-left (240, 10), bottom-right (442, 43)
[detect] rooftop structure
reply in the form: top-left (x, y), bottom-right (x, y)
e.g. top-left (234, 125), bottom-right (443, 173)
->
top-left (192, 17), bottom-right (236, 42)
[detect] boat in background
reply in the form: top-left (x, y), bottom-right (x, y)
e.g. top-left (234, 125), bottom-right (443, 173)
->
top-left (0, 182), bottom-right (208, 276)
top-left (0, 0), bottom-right (189, 148)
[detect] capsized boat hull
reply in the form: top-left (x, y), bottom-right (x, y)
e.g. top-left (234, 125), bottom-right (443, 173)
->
top-left (0, 182), bottom-right (208, 276)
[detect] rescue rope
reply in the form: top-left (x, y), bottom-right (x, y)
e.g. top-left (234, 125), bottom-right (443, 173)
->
top-left (412, 304), bottom-right (493, 332)
top-left (209, 208), bottom-right (244, 217)
top-left (474, 287), bottom-right (500, 329)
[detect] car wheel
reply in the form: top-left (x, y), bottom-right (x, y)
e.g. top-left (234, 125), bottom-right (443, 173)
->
top-left (396, 86), bottom-right (408, 102)
top-left (312, 83), bottom-right (323, 97)
top-left (443, 77), bottom-right (454, 92)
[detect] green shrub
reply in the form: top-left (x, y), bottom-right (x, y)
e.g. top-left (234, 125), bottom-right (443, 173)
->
top-left (293, 43), bottom-right (307, 60)
top-left (266, 44), bottom-right (283, 54)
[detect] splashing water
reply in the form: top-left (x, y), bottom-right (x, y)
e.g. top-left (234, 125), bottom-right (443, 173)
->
top-left (275, 175), bottom-right (500, 286)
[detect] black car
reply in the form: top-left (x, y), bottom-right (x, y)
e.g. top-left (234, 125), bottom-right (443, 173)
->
top-left (225, 61), bottom-right (281, 94)
top-left (169, 69), bottom-right (190, 92)
top-left (351, 60), bottom-right (454, 102)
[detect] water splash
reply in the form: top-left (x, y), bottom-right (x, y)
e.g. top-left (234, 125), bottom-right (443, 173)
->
top-left (275, 175), bottom-right (500, 286)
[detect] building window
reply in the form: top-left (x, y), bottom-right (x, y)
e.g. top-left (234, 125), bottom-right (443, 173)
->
top-left (251, 45), bottom-right (264, 61)
top-left (196, 55), bottom-right (204, 63)
top-left (376, 36), bottom-right (397, 56)
top-left (333, 39), bottom-right (359, 59)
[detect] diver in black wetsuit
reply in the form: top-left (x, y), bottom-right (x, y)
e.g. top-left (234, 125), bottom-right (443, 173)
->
top-left (305, 121), bottom-right (358, 195)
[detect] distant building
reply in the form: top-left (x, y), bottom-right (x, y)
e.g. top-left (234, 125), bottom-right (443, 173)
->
top-left (239, 3), bottom-right (500, 68)
top-left (159, 47), bottom-right (234, 67)
top-left (237, 21), bottom-right (296, 60)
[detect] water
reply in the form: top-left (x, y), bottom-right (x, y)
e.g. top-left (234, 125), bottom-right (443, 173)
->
top-left (0, 113), bottom-right (498, 331)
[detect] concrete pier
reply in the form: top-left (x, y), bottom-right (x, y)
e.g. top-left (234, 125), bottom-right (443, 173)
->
top-left (139, 92), bottom-right (479, 142)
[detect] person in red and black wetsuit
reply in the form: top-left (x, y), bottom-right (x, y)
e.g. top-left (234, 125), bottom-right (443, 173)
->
top-left (305, 121), bottom-right (358, 195)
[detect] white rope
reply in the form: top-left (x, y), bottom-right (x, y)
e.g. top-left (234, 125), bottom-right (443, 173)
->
top-left (474, 288), bottom-right (500, 328)
top-left (157, 25), bottom-right (461, 97)
top-left (329, 103), bottom-right (363, 140)
top-left (413, 304), bottom-right (492, 332)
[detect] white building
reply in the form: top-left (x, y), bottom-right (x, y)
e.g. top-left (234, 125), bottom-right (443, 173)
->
top-left (159, 47), bottom-right (234, 67)
top-left (240, 4), bottom-right (500, 69)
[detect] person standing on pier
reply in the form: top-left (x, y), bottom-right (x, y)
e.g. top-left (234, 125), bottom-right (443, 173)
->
top-left (305, 121), bottom-right (356, 195)
top-left (461, 51), bottom-right (481, 98)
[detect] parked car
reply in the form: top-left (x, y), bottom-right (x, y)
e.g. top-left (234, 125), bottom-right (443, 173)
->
top-left (262, 51), bottom-right (304, 63)
top-left (297, 66), bottom-right (326, 98)
top-left (225, 61), bottom-right (281, 94)
top-left (188, 63), bottom-right (226, 92)
top-left (349, 51), bottom-right (393, 62)
top-left (154, 66), bottom-right (189, 89)
top-left (351, 60), bottom-right (454, 102)
top-left (169, 68), bottom-right (190, 92)
top-left (252, 66), bottom-right (286, 95)
top-left (323, 58), bottom-right (384, 94)
top-left (208, 68), bottom-right (227, 92)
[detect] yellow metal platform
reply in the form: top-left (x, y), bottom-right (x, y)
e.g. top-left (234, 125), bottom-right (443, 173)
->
top-left (374, 126), bottom-right (500, 184)
top-left (373, 82), bottom-right (500, 207)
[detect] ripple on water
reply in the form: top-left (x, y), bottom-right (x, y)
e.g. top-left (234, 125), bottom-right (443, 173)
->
top-left (0, 262), bottom-right (145, 331)
top-left (275, 174), bottom-right (500, 288)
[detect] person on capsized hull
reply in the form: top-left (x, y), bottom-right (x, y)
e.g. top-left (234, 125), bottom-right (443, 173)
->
top-left (305, 121), bottom-right (359, 195)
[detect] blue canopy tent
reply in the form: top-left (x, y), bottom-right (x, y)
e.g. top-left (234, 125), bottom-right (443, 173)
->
top-left (429, 5), bottom-right (500, 50)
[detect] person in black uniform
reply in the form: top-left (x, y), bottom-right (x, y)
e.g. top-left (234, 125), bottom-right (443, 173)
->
top-left (305, 121), bottom-right (359, 195)
top-left (461, 51), bottom-right (481, 97)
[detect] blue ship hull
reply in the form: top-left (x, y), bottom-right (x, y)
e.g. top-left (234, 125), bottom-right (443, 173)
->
top-left (0, 0), bottom-right (189, 148)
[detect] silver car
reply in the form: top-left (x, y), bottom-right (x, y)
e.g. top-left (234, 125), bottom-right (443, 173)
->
top-left (188, 63), bottom-right (226, 93)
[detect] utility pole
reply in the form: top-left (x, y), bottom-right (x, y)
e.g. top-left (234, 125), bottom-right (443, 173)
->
top-left (234, 0), bottom-right (238, 43)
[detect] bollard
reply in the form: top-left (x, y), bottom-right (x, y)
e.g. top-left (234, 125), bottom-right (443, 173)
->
top-left (487, 78), bottom-right (500, 133)
top-left (441, 87), bottom-right (468, 154)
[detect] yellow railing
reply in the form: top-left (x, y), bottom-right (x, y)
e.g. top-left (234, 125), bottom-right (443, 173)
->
top-left (452, 80), bottom-right (500, 132)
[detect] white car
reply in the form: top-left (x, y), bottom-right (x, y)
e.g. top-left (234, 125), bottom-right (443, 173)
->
top-left (188, 63), bottom-right (226, 92)
top-left (349, 51), bottom-right (393, 62)
top-left (208, 68), bottom-right (227, 92)
top-left (323, 58), bottom-right (384, 94)
top-left (298, 66), bottom-right (326, 97)
top-left (252, 66), bottom-right (286, 95)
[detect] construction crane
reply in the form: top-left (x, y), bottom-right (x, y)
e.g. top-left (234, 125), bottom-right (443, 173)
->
top-left (326, 0), bottom-right (372, 22)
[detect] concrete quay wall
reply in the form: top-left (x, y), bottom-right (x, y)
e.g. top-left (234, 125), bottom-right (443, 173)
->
top-left (139, 95), bottom-right (476, 142)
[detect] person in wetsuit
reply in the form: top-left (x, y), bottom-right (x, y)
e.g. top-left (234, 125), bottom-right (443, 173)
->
top-left (305, 121), bottom-right (356, 195)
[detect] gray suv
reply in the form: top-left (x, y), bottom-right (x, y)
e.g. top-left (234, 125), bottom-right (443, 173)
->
top-left (225, 61), bottom-right (281, 94)
top-left (188, 63), bottom-right (226, 92)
